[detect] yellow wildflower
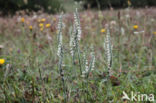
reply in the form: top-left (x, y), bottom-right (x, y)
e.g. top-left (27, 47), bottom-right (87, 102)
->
top-left (46, 24), bottom-right (51, 28)
top-left (41, 18), bottom-right (46, 22)
top-left (153, 32), bottom-right (156, 35)
top-left (133, 25), bottom-right (138, 29)
top-left (39, 23), bottom-right (44, 27)
top-left (101, 28), bottom-right (106, 33)
top-left (29, 25), bottom-right (33, 30)
top-left (0, 59), bottom-right (5, 65)
top-left (21, 17), bottom-right (25, 23)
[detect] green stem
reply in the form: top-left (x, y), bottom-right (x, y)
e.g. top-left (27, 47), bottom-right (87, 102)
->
top-left (58, 47), bottom-right (67, 103)
top-left (77, 46), bottom-right (82, 75)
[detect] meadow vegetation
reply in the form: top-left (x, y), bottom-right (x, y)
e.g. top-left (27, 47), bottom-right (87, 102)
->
top-left (0, 8), bottom-right (155, 102)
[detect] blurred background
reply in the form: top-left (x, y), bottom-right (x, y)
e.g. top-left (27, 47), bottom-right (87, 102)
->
top-left (0, 0), bottom-right (156, 15)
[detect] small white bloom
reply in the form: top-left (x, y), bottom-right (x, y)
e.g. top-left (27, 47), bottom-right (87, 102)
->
top-left (57, 14), bottom-right (63, 57)
top-left (121, 27), bottom-right (125, 35)
top-left (74, 8), bottom-right (82, 41)
top-left (104, 29), bottom-right (112, 76)
top-left (134, 31), bottom-right (144, 35)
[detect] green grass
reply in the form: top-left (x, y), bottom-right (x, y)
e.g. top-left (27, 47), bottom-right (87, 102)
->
top-left (0, 8), bottom-right (155, 103)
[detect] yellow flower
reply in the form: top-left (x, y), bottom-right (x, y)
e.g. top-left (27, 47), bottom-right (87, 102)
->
top-left (21, 18), bottom-right (25, 23)
top-left (101, 28), bottom-right (106, 33)
top-left (40, 27), bottom-right (44, 31)
top-left (133, 25), bottom-right (138, 29)
top-left (39, 23), bottom-right (44, 27)
top-left (41, 18), bottom-right (46, 22)
top-left (46, 24), bottom-right (51, 28)
top-left (29, 25), bottom-right (33, 30)
top-left (153, 32), bottom-right (156, 35)
top-left (0, 59), bottom-right (5, 65)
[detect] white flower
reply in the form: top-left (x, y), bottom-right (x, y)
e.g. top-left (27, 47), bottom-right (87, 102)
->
top-left (134, 31), bottom-right (144, 35)
top-left (82, 59), bottom-right (89, 74)
top-left (57, 14), bottom-right (63, 57)
top-left (82, 51), bottom-right (95, 77)
top-left (104, 29), bottom-right (112, 76)
top-left (69, 25), bottom-right (76, 56)
top-left (74, 8), bottom-right (81, 41)
top-left (57, 34), bottom-right (62, 57)
top-left (121, 27), bottom-right (125, 35)
top-left (104, 29), bottom-right (112, 68)
top-left (91, 54), bottom-right (95, 70)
